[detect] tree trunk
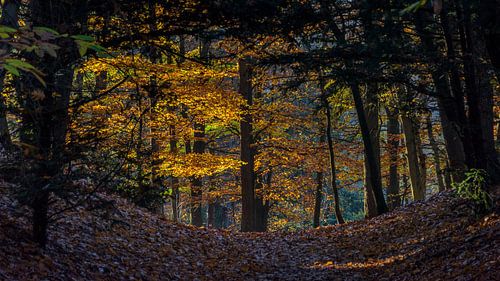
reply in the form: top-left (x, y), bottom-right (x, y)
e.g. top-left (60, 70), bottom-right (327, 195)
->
top-left (169, 125), bottom-right (180, 222)
top-left (457, 0), bottom-right (487, 171)
top-left (474, 25), bottom-right (500, 184)
top-left (386, 108), bottom-right (401, 210)
top-left (363, 84), bottom-right (380, 218)
top-left (350, 84), bottom-right (388, 214)
top-left (190, 39), bottom-right (210, 226)
top-left (24, 0), bottom-right (88, 247)
top-left (313, 171), bottom-right (323, 227)
top-left (426, 114), bottom-right (446, 192)
top-left (254, 174), bottom-right (269, 232)
top-left (322, 93), bottom-right (345, 224)
top-left (401, 113), bottom-right (426, 201)
top-left (239, 58), bottom-right (256, 232)
top-left (190, 122), bottom-right (205, 227)
top-left (415, 10), bottom-right (468, 182)
top-left (319, 0), bottom-right (387, 214)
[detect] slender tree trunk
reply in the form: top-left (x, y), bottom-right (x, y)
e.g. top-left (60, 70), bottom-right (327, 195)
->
top-left (313, 171), bottom-right (323, 227)
top-left (170, 37), bottom-right (186, 222)
top-left (190, 39), bottom-right (210, 226)
top-left (401, 113), bottom-right (426, 201)
top-left (239, 58), bottom-right (256, 232)
top-left (319, 0), bottom-right (387, 214)
top-left (426, 114), bottom-right (446, 192)
top-left (143, 1), bottom-right (164, 213)
top-left (456, 0), bottom-right (487, 171)
top-left (254, 173), bottom-right (269, 232)
top-left (190, 122), bottom-right (205, 227)
top-left (169, 125), bottom-right (180, 222)
top-left (444, 160), bottom-right (453, 190)
top-left (386, 108), bottom-right (401, 210)
top-left (322, 92), bottom-right (345, 224)
top-left (363, 84), bottom-right (380, 218)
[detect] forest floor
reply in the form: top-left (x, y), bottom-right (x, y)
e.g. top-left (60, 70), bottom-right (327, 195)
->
top-left (0, 182), bottom-right (499, 281)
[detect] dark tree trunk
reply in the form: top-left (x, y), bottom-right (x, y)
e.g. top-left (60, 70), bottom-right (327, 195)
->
top-left (351, 84), bottom-right (388, 215)
top-left (239, 58), bottom-right (256, 232)
top-left (313, 171), bottom-right (323, 228)
top-left (322, 92), bottom-right (345, 224)
top-left (456, 0), bottom-right (487, 170)
top-left (169, 125), bottom-right (180, 222)
top-left (415, 10), bottom-right (468, 182)
top-left (319, 0), bottom-right (387, 214)
top-left (386, 108), bottom-right (401, 210)
top-left (256, 170), bottom-right (271, 231)
top-left (190, 122), bottom-right (205, 227)
top-left (190, 40), bottom-right (210, 226)
top-left (23, 0), bottom-right (88, 247)
top-left (401, 112), bottom-right (426, 201)
top-left (363, 84), bottom-right (380, 218)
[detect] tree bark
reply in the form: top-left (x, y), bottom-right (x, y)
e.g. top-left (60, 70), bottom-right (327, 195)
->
top-left (322, 92), bottom-right (345, 224)
top-left (169, 125), bottom-right (180, 222)
top-left (190, 122), bottom-right (205, 227)
top-left (254, 173), bottom-right (269, 232)
top-left (351, 84), bottom-right (388, 214)
top-left (23, 0), bottom-right (88, 247)
top-left (386, 108), bottom-right (401, 210)
top-left (239, 58), bottom-right (256, 232)
top-left (426, 114), bottom-right (446, 192)
top-left (456, 0), bottom-right (487, 171)
top-left (363, 84), bottom-right (380, 218)
top-left (313, 171), bottom-right (323, 228)
top-left (190, 39), bottom-right (210, 226)
top-left (401, 113), bottom-right (426, 201)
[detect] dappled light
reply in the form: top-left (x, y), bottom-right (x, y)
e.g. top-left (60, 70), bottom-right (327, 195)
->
top-left (0, 0), bottom-right (499, 280)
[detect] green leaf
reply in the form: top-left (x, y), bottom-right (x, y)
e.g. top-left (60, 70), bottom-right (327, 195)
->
top-left (76, 41), bottom-right (89, 56)
top-left (71, 34), bottom-right (95, 42)
top-left (0, 25), bottom-right (17, 34)
top-left (3, 64), bottom-right (20, 76)
top-left (33, 26), bottom-right (60, 36)
top-left (4, 59), bottom-right (46, 87)
top-left (401, 0), bottom-right (427, 14)
top-left (4, 58), bottom-right (36, 70)
top-left (89, 44), bottom-right (106, 53)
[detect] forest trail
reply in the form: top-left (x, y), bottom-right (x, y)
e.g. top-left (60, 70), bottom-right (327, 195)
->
top-left (1, 182), bottom-right (499, 281)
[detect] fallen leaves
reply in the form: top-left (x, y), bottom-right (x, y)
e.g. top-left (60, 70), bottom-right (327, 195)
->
top-left (0, 182), bottom-right (499, 280)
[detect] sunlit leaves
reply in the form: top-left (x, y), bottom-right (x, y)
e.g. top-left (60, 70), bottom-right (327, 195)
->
top-left (160, 153), bottom-right (242, 178)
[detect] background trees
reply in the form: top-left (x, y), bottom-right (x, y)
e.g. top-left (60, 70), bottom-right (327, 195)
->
top-left (0, 0), bottom-right (497, 246)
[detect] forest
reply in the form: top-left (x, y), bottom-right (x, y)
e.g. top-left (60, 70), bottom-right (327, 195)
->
top-left (0, 0), bottom-right (499, 280)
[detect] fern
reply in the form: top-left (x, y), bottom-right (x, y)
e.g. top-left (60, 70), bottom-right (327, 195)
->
top-left (453, 169), bottom-right (493, 214)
